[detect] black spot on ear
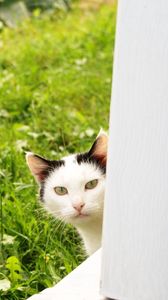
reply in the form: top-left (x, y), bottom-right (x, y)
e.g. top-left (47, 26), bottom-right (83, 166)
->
top-left (76, 152), bottom-right (106, 174)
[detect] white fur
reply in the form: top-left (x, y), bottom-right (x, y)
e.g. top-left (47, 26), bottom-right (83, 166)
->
top-left (43, 154), bottom-right (105, 255)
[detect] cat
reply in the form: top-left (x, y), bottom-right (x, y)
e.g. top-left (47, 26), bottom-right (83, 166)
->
top-left (26, 131), bottom-right (108, 255)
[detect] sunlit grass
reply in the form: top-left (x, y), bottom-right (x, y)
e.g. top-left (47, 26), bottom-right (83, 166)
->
top-left (0, 2), bottom-right (116, 298)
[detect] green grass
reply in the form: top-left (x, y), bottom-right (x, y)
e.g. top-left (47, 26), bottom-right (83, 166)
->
top-left (0, 3), bottom-right (116, 299)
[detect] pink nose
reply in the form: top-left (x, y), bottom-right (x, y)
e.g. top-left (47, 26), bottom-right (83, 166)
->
top-left (73, 203), bottom-right (85, 212)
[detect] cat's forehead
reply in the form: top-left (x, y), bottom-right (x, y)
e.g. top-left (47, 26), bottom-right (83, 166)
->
top-left (46, 154), bottom-right (103, 185)
top-left (62, 154), bottom-right (101, 175)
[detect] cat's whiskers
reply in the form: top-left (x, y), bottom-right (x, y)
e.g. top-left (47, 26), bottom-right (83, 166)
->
top-left (50, 208), bottom-right (72, 217)
top-left (89, 205), bottom-right (103, 211)
top-left (84, 204), bottom-right (101, 212)
top-left (36, 204), bottom-right (103, 223)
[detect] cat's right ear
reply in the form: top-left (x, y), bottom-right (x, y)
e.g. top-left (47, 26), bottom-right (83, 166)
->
top-left (88, 130), bottom-right (108, 168)
top-left (26, 152), bottom-right (50, 183)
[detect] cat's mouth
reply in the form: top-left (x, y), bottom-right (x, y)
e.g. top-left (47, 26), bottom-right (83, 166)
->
top-left (74, 212), bottom-right (89, 218)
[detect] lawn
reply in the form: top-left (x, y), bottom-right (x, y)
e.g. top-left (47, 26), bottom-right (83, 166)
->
top-left (0, 2), bottom-right (116, 299)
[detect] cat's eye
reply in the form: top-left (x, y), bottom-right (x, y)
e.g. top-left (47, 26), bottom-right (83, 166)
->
top-left (54, 186), bottom-right (68, 195)
top-left (85, 179), bottom-right (98, 190)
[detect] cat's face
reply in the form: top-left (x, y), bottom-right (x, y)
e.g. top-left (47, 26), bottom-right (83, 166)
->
top-left (26, 131), bottom-right (108, 226)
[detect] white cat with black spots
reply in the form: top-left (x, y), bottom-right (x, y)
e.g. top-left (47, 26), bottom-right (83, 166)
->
top-left (26, 131), bottom-right (108, 255)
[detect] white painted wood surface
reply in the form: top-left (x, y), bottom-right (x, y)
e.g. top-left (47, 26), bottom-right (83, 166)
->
top-left (27, 249), bottom-right (105, 300)
top-left (101, 0), bottom-right (168, 299)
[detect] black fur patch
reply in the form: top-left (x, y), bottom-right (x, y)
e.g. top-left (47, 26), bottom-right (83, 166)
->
top-left (76, 152), bottom-right (106, 174)
top-left (39, 159), bottom-right (65, 201)
top-left (48, 159), bottom-right (65, 170)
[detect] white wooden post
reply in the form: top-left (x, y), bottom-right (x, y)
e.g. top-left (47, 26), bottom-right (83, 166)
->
top-left (101, 0), bottom-right (168, 299)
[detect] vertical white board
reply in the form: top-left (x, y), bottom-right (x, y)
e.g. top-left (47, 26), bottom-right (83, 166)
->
top-left (101, 0), bottom-right (168, 299)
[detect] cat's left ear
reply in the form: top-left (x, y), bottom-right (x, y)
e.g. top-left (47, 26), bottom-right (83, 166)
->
top-left (88, 129), bottom-right (108, 167)
top-left (26, 152), bottom-right (50, 183)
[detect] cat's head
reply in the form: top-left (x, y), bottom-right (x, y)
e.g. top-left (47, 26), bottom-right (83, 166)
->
top-left (26, 131), bottom-right (108, 226)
